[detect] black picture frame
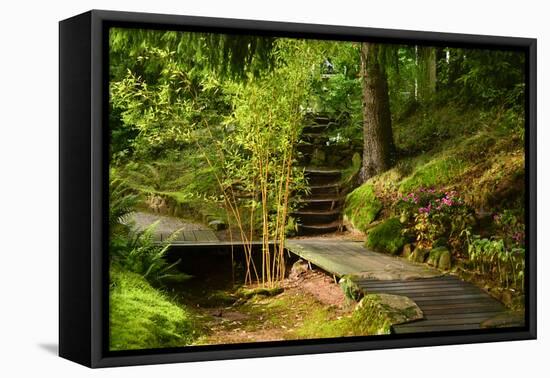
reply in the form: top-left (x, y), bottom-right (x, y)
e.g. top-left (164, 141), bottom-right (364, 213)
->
top-left (59, 9), bottom-right (537, 368)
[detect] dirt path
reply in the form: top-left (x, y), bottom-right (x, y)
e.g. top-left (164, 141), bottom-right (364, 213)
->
top-left (191, 269), bottom-right (353, 345)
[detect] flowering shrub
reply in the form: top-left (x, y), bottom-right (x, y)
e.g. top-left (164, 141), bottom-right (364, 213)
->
top-left (397, 188), bottom-right (473, 251)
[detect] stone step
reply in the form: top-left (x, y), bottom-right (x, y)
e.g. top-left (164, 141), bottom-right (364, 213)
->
top-left (297, 196), bottom-right (344, 211)
top-left (292, 208), bottom-right (341, 224)
top-left (297, 220), bottom-right (345, 235)
top-left (304, 168), bottom-right (342, 185)
top-left (309, 182), bottom-right (342, 197)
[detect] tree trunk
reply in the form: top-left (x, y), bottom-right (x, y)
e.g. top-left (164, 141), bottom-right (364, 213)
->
top-left (360, 42), bottom-right (394, 182)
top-left (417, 46), bottom-right (437, 100)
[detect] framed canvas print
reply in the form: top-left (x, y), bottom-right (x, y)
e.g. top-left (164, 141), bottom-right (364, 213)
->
top-left (59, 10), bottom-right (536, 368)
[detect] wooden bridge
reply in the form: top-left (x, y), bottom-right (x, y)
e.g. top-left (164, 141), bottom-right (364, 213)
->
top-left (285, 238), bottom-right (520, 334)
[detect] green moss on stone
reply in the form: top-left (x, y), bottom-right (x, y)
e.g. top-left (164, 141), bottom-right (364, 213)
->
top-left (344, 184), bottom-right (383, 233)
top-left (366, 217), bottom-right (406, 255)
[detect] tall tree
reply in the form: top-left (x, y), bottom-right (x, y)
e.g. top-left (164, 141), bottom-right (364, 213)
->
top-left (416, 46), bottom-right (437, 100)
top-left (359, 42), bottom-right (395, 181)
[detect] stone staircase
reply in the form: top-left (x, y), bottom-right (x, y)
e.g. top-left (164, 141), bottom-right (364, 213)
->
top-left (294, 168), bottom-right (345, 234)
top-left (293, 114), bottom-right (356, 235)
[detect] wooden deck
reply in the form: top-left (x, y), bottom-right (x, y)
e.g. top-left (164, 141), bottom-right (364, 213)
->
top-left (285, 238), bottom-right (515, 334)
top-left (157, 229), bottom-right (219, 243)
top-left (285, 239), bottom-right (440, 280)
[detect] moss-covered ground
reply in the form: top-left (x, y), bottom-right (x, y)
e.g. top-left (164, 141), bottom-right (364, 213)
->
top-left (109, 268), bottom-right (199, 351)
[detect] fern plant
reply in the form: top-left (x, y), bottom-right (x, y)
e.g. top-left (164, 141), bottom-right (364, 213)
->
top-left (111, 221), bottom-right (191, 286)
top-left (109, 175), bottom-right (139, 233)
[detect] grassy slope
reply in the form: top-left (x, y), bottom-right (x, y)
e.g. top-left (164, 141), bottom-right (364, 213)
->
top-left (344, 104), bottom-right (525, 233)
top-left (109, 268), bottom-right (198, 351)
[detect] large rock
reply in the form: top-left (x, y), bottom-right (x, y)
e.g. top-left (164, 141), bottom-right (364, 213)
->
top-left (427, 247), bottom-right (445, 266)
top-left (427, 247), bottom-right (452, 270)
top-left (438, 249), bottom-right (452, 270)
top-left (289, 259), bottom-right (309, 280)
top-left (355, 294), bottom-right (424, 334)
top-left (339, 275), bottom-right (362, 301)
top-left (409, 246), bottom-right (429, 263)
top-left (401, 243), bottom-right (413, 259)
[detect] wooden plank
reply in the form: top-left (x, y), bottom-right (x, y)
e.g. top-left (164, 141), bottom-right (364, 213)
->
top-left (419, 303), bottom-right (504, 312)
top-left (424, 311), bottom-right (503, 320)
top-left (358, 280), bottom-right (465, 287)
top-left (398, 316), bottom-right (493, 327)
top-left (393, 324), bottom-right (481, 333)
top-left (360, 282), bottom-right (479, 290)
top-left (407, 294), bottom-right (491, 301)
top-left (361, 287), bottom-right (482, 295)
top-left (422, 307), bottom-right (505, 316)
top-left (182, 230), bottom-right (196, 241)
top-left (193, 230), bottom-right (218, 242)
top-left (356, 276), bottom-right (458, 285)
top-left (357, 281), bottom-right (469, 289)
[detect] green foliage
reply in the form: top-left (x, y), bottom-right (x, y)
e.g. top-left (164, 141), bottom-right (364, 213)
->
top-left (109, 174), bottom-right (191, 286)
top-left (344, 184), bottom-right (382, 232)
top-left (366, 218), bottom-right (406, 254)
top-left (109, 174), bottom-right (139, 234)
top-left (452, 49), bottom-right (525, 107)
top-left (465, 233), bottom-right (525, 291)
top-left (493, 210), bottom-right (525, 248)
top-left (111, 222), bottom-right (191, 286)
top-left (393, 105), bottom-right (482, 154)
top-left (109, 268), bottom-right (197, 351)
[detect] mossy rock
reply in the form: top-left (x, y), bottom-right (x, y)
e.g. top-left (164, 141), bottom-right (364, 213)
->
top-left (409, 246), bottom-right (429, 263)
top-left (339, 275), bottom-right (363, 302)
top-left (354, 294), bottom-right (423, 335)
top-left (427, 247), bottom-right (445, 266)
top-left (401, 243), bottom-right (413, 259)
top-left (343, 184), bottom-right (383, 233)
top-left (438, 249), bottom-right (452, 270)
top-left (366, 218), bottom-right (406, 255)
top-left (426, 247), bottom-right (451, 270)
top-left (289, 259), bottom-right (309, 279)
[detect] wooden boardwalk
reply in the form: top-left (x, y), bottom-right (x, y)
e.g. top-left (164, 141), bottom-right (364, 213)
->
top-left (129, 211), bottom-right (219, 243)
top-left (285, 239), bottom-right (440, 280)
top-left (285, 238), bottom-right (514, 334)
